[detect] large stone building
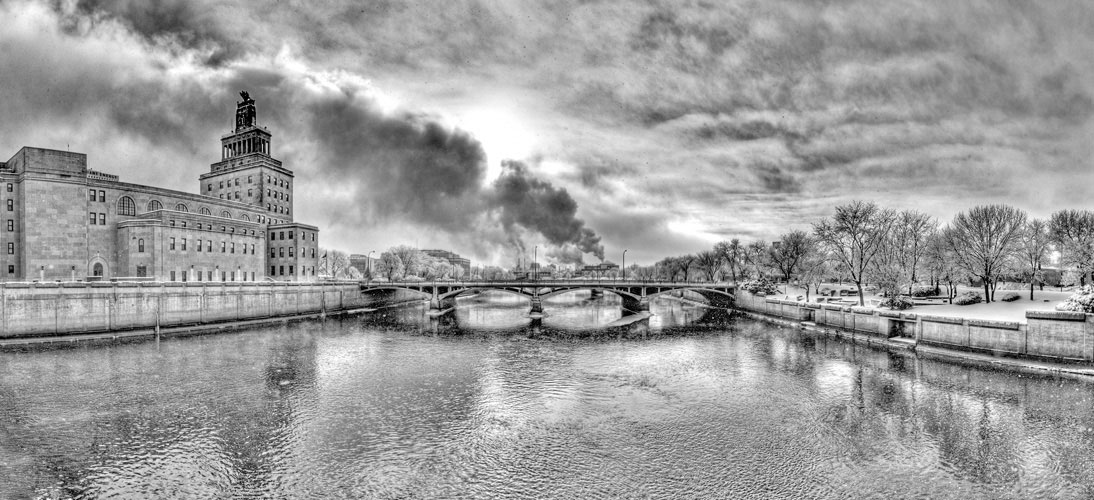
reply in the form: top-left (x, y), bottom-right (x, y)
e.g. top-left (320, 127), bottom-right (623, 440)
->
top-left (421, 249), bottom-right (471, 276)
top-left (0, 92), bottom-right (319, 282)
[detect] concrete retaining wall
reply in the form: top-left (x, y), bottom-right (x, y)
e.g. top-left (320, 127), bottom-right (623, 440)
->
top-left (0, 282), bottom-right (422, 338)
top-left (736, 291), bottom-right (1094, 362)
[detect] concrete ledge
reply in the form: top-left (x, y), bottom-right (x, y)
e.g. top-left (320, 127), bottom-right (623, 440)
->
top-left (877, 310), bottom-right (902, 318)
top-left (822, 304), bottom-right (844, 311)
top-left (1026, 310), bottom-right (1086, 321)
top-left (804, 303), bottom-right (821, 309)
top-left (920, 315), bottom-right (965, 325)
top-left (900, 312), bottom-right (917, 320)
top-left (968, 319), bottom-right (1021, 330)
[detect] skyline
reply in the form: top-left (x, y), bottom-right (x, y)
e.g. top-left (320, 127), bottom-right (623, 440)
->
top-left (2, 1), bottom-right (1093, 266)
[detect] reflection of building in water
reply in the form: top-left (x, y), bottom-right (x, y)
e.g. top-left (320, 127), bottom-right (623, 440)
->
top-left (0, 92), bottom-right (319, 282)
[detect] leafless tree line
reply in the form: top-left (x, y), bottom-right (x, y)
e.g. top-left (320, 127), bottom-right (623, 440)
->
top-left (641, 200), bottom-right (1084, 306)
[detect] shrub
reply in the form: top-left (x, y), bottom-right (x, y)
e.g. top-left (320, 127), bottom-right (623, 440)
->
top-left (741, 278), bottom-right (779, 295)
top-left (880, 296), bottom-right (914, 310)
top-left (1000, 292), bottom-right (1020, 302)
top-left (910, 284), bottom-right (941, 297)
top-left (1056, 285), bottom-right (1094, 313)
top-left (953, 291), bottom-right (982, 306)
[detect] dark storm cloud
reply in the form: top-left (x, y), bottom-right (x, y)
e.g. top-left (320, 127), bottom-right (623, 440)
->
top-left (492, 161), bottom-right (605, 260)
top-left (61, 0), bottom-right (244, 65)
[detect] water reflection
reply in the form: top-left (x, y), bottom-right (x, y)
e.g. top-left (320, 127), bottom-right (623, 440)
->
top-left (1, 296), bottom-right (1094, 498)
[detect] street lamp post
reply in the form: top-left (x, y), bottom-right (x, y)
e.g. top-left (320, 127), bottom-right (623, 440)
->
top-left (367, 250), bottom-right (375, 284)
top-left (622, 249), bottom-right (627, 282)
top-left (534, 245), bottom-right (538, 283)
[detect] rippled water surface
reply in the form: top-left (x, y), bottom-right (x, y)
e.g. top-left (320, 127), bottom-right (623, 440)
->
top-left (3, 291), bottom-right (1094, 499)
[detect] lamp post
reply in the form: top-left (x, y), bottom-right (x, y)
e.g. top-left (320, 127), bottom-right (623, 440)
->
top-left (367, 250), bottom-right (375, 284)
top-left (622, 249), bottom-right (627, 282)
top-left (533, 245), bottom-right (538, 282)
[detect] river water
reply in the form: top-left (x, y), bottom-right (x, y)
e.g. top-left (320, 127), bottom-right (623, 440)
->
top-left (2, 291), bottom-right (1094, 499)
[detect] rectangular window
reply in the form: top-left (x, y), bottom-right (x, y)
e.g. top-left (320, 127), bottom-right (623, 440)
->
top-left (235, 178), bottom-right (240, 186)
top-left (170, 271), bottom-right (176, 281)
top-left (219, 194), bottom-right (224, 199)
top-left (289, 265), bottom-right (294, 275)
top-left (251, 272), bottom-right (255, 281)
top-left (207, 183), bottom-right (212, 192)
top-left (222, 271), bottom-right (226, 281)
top-left (311, 248), bottom-right (315, 258)
top-left (207, 271), bottom-right (212, 281)
top-left (6, 183), bottom-right (12, 192)
top-left (270, 248), bottom-right (276, 258)
top-left (197, 239), bottom-right (202, 252)
top-left (89, 190), bottom-right (96, 202)
top-left (89, 213), bottom-right (96, 225)
top-left (136, 265), bottom-right (147, 278)
top-left (181, 221), bottom-right (187, 228)
top-left (247, 189), bottom-right (252, 197)
top-left (289, 247), bottom-right (294, 257)
top-left (230, 242), bottom-right (235, 254)
top-left (251, 244), bottom-right (255, 254)
top-left (220, 181), bottom-right (224, 189)
top-left (221, 241), bottom-right (226, 253)
top-left (99, 213), bottom-right (105, 225)
top-left (289, 231), bottom-right (294, 240)
top-left (206, 241), bottom-right (212, 252)
top-left (98, 190), bottom-right (105, 202)
top-left (271, 265), bottom-right (276, 276)
top-left (6, 199), bottom-right (12, 211)
top-left (169, 220), bottom-right (175, 227)
top-left (170, 237), bottom-right (176, 250)
top-left (279, 247), bottom-right (284, 257)
top-left (248, 175), bottom-right (253, 184)
top-left (6, 242), bottom-right (13, 254)
top-left (7, 265), bottom-right (13, 274)
top-left (279, 265), bottom-right (284, 276)
top-left (231, 272), bottom-right (235, 282)
top-left (181, 271), bottom-right (188, 282)
top-left (181, 239), bottom-right (187, 251)
top-left (197, 271), bottom-right (202, 281)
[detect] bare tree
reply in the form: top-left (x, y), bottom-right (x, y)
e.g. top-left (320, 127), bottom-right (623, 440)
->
top-left (943, 204), bottom-right (1027, 302)
top-left (1049, 210), bottom-right (1094, 286)
top-left (390, 245), bottom-right (425, 277)
top-left (376, 252), bottom-right (405, 280)
top-left (676, 254), bottom-right (698, 282)
top-left (1017, 218), bottom-right (1051, 300)
top-left (922, 231), bottom-right (958, 303)
top-left (695, 250), bottom-right (721, 282)
top-left (768, 230), bottom-right (813, 283)
top-left (743, 240), bottom-right (769, 279)
top-left (893, 210), bottom-right (936, 292)
top-left (714, 239), bottom-right (743, 283)
top-left (812, 201), bottom-right (896, 306)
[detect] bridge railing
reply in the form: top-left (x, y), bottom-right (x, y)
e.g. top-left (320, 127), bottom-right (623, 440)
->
top-left (360, 279), bottom-right (735, 288)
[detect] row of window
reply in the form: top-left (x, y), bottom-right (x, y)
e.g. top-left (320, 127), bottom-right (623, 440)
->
top-left (208, 175), bottom-right (290, 192)
top-left (267, 204), bottom-right (289, 214)
top-left (271, 230), bottom-right (316, 241)
top-left (270, 247), bottom-right (317, 259)
top-left (89, 212), bottom-right (106, 225)
top-left (168, 270), bottom-right (257, 282)
top-left (168, 220), bottom-right (256, 234)
top-left (268, 189), bottom-right (289, 202)
top-left (270, 265), bottom-right (315, 277)
top-left (102, 192), bottom-right (264, 221)
top-left (140, 238), bottom-right (259, 255)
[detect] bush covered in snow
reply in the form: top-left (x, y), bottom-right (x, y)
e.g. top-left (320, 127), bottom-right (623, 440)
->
top-left (953, 291), bottom-right (983, 306)
top-left (741, 278), bottom-right (780, 295)
top-left (1056, 285), bottom-right (1094, 312)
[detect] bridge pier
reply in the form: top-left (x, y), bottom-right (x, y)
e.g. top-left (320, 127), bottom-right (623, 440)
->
top-left (590, 289), bottom-right (603, 298)
top-left (529, 296), bottom-right (544, 315)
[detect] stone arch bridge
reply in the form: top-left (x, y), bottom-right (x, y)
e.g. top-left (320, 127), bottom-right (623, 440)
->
top-left (359, 280), bottom-right (735, 315)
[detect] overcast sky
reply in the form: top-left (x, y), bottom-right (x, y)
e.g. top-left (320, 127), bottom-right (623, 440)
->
top-left (2, 0), bottom-right (1093, 267)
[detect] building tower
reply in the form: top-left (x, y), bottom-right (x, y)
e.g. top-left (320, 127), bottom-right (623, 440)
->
top-left (199, 91), bottom-right (295, 224)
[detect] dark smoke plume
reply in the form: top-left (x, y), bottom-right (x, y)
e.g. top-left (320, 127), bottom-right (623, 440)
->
top-left (492, 160), bottom-right (605, 261)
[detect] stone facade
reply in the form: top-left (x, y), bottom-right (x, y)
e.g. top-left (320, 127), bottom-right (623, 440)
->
top-left (0, 94), bottom-right (319, 282)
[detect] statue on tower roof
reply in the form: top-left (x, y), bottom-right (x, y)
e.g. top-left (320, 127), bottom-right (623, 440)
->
top-left (235, 90), bottom-right (257, 131)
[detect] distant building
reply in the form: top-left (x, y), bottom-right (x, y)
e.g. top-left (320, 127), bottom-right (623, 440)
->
top-left (421, 249), bottom-right (470, 275)
top-left (349, 254), bottom-right (377, 276)
top-left (0, 92), bottom-right (319, 282)
top-left (581, 262), bottom-right (619, 278)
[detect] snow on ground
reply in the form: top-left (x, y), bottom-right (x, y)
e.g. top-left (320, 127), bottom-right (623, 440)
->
top-left (768, 285), bottom-right (1073, 324)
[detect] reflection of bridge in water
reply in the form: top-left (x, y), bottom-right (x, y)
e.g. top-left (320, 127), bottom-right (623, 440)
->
top-left (359, 280), bottom-right (736, 316)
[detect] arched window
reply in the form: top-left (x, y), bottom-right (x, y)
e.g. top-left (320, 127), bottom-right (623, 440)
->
top-left (138, 238), bottom-right (145, 252)
top-left (175, 203), bottom-right (189, 212)
top-left (200, 207), bottom-right (211, 215)
top-left (221, 210), bottom-right (232, 219)
top-left (241, 214), bottom-right (250, 222)
top-left (147, 200), bottom-right (162, 211)
top-left (116, 196), bottom-right (135, 216)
